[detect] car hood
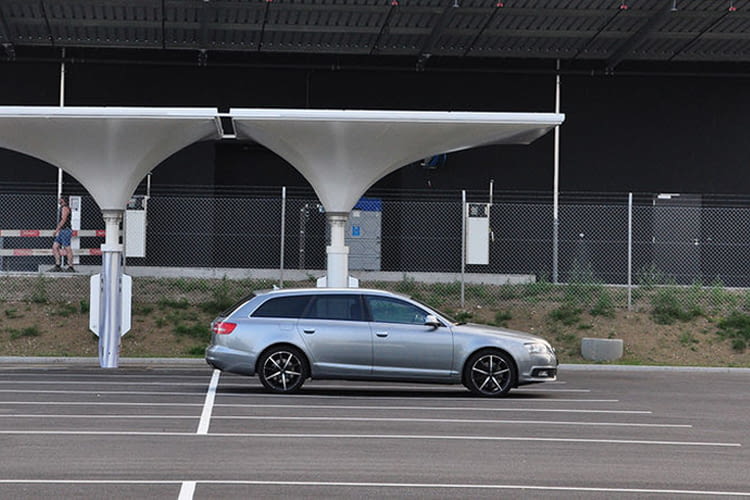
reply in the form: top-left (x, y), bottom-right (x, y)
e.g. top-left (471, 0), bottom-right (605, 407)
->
top-left (452, 322), bottom-right (548, 344)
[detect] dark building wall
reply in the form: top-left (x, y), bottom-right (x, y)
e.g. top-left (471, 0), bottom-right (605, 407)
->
top-left (2, 60), bottom-right (750, 196)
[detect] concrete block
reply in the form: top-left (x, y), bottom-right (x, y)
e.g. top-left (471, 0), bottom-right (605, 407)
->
top-left (581, 338), bottom-right (623, 362)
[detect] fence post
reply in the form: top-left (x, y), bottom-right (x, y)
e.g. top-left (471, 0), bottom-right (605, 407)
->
top-left (279, 186), bottom-right (286, 288)
top-left (628, 192), bottom-right (633, 310)
top-left (461, 190), bottom-right (466, 308)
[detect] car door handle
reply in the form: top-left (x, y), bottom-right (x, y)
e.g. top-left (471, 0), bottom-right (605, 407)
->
top-left (375, 331), bottom-right (388, 338)
top-left (303, 329), bottom-right (315, 334)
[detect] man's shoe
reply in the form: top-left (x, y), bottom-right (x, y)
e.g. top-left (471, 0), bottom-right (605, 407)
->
top-left (65, 266), bottom-right (76, 273)
top-left (48, 265), bottom-right (62, 272)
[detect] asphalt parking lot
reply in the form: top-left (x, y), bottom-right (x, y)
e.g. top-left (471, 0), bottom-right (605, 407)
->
top-left (0, 362), bottom-right (748, 499)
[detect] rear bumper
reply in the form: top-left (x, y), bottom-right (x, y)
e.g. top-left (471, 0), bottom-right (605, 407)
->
top-left (205, 345), bottom-right (255, 376)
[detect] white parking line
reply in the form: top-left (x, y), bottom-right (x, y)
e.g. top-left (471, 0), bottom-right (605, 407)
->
top-left (217, 403), bottom-right (652, 414)
top-left (209, 415), bottom-right (690, 428)
top-left (0, 401), bottom-right (649, 413)
top-left (0, 479), bottom-right (747, 496)
top-left (177, 481), bottom-right (196, 500)
top-left (197, 370), bottom-right (220, 435)
top-left (0, 389), bottom-right (217, 396)
top-left (0, 479), bottom-right (747, 497)
top-left (0, 413), bottom-right (691, 428)
top-left (0, 430), bottom-right (738, 447)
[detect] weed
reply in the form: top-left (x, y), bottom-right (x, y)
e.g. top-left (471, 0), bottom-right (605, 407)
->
top-left (679, 331), bottom-right (700, 347)
top-left (199, 277), bottom-right (239, 315)
top-left (158, 297), bottom-right (190, 310)
top-left (650, 286), bottom-right (703, 325)
top-left (716, 311), bottom-right (750, 352)
top-left (708, 280), bottom-right (738, 309)
top-left (186, 345), bottom-right (206, 356)
top-left (494, 310), bottom-right (512, 326)
top-left (134, 304), bottom-right (154, 316)
top-left (521, 278), bottom-right (555, 300)
top-left (174, 322), bottom-right (210, 339)
top-left (9, 325), bottom-right (41, 340)
top-left (395, 276), bottom-right (418, 296)
top-left (28, 275), bottom-right (48, 304)
top-left (549, 304), bottom-right (582, 326)
top-left (578, 324), bottom-right (594, 330)
top-left (430, 282), bottom-right (461, 299)
top-left (590, 290), bottom-right (616, 318)
top-left (79, 300), bottom-right (89, 314)
top-left (636, 265), bottom-right (665, 289)
top-left (54, 303), bottom-right (78, 318)
top-left (731, 339), bottom-right (747, 352)
top-left (466, 285), bottom-right (490, 302)
top-left (454, 310), bottom-right (473, 323)
top-left (4, 308), bottom-right (21, 319)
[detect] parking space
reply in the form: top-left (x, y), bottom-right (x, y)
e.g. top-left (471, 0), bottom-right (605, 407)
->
top-left (0, 364), bottom-right (748, 499)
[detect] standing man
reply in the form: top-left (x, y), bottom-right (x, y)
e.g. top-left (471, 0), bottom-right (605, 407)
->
top-left (50, 196), bottom-right (75, 272)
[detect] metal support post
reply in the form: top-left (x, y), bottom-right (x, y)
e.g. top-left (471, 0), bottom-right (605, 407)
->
top-left (461, 190), bottom-right (466, 308)
top-left (552, 59), bottom-right (561, 284)
top-left (99, 210), bottom-right (124, 368)
top-left (279, 186), bottom-right (286, 288)
top-left (627, 192), bottom-right (633, 310)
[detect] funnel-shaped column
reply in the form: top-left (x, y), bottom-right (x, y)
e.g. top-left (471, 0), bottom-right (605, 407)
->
top-left (0, 107), bottom-right (222, 367)
top-left (232, 109), bottom-right (564, 286)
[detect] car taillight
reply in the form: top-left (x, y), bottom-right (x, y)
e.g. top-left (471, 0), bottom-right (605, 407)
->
top-left (212, 321), bottom-right (236, 335)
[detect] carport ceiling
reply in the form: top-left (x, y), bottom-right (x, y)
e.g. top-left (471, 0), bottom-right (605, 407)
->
top-left (2, 0), bottom-right (750, 72)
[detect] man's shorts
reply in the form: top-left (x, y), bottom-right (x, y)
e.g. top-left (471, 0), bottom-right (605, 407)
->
top-left (54, 228), bottom-right (72, 247)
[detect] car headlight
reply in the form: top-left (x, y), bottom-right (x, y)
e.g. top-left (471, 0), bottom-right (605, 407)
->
top-left (525, 342), bottom-right (552, 354)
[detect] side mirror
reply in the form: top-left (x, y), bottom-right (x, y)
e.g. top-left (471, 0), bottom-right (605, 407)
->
top-left (424, 315), bottom-right (441, 328)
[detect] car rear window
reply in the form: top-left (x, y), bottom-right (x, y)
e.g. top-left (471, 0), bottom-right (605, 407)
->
top-left (251, 295), bottom-right (312, 319)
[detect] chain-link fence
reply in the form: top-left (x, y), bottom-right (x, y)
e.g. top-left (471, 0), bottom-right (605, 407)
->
top-left (2, 188), bottom-right (750, 316)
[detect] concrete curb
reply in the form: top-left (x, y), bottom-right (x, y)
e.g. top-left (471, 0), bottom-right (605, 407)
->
top-left (0, 357), bottom-right (749, 373)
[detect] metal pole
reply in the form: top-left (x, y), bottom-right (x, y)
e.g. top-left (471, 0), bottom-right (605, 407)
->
top-left (99, 210), bottom-right (124, 368)
top-left (57, 48), bottom-right (65, 264)
top-left (552, 59), bottom-right (561, 284)
top-left (628, 192), bottom-right (633, 310)
top-left (461, 190), bottom-right (466, 308)
top-left (279, 186), bottom-right (286, 288)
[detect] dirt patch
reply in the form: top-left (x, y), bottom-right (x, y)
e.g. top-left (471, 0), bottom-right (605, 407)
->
top-left (1, 298), bottom-right (749, 367)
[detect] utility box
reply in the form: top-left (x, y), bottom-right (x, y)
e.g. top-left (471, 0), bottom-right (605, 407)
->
top-left (346, 198), bottom-right (382, 271)
top-left (125, 195), bottom-right (148, 258)
top-left (69, 195), bottom-right (81, 265)
top-left (466, 202), bottom-right (490, 265)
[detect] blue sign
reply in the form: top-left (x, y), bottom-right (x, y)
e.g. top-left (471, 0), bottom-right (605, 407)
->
top-left (352, 226), bottom-right (361, 237)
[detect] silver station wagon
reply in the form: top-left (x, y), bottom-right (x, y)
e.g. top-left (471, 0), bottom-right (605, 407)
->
top-left (206, 288), bottom-right (557, 397)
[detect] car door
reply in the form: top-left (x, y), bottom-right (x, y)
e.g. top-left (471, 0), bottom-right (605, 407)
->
top-left (365, 295), bottom-right (453, 379)
top-left (296, 294), bottom-right (372, 377)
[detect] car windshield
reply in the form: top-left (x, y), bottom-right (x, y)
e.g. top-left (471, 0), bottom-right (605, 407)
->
top-left (409, 297), bottom-right (461, 325)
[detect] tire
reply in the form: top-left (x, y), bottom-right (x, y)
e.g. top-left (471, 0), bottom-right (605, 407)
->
top-left (258, 346), bottom-right (309, 394)
top-left (463, 349), bottom-right (516, 397)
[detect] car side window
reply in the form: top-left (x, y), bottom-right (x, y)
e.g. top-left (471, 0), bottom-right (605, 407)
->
top-left (303, 295), bottom-right (363, 321)
top-left (251, 295), bottom-right (311, 319)
top-left (366, 296), bottom-right (428, 325)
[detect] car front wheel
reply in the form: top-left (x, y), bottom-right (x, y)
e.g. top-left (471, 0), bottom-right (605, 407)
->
top-left (464, 349), bottom-right (516, 397)
top-left (258, 346), bottom-right (309, 394)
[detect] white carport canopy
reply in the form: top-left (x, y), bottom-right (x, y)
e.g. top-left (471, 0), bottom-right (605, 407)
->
top-left (0, 107), bottom-right (222, 368)
top-left (231, 109), bottom-right (565, 287)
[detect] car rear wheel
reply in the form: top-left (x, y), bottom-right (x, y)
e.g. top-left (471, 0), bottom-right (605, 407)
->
top-left (464, 349), bottom-right (516, 397)
top-left (258, 346), bottom-right (309, 394)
